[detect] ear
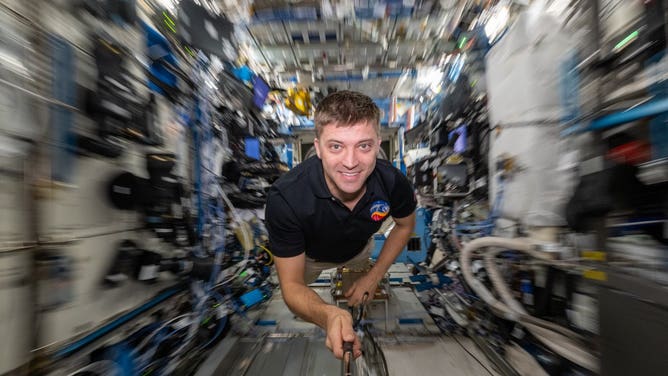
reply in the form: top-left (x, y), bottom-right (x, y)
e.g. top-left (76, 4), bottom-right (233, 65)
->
top-left (314, 138), bottom-right (322, 158)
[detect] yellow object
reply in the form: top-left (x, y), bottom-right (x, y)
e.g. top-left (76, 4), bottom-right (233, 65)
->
top-left (259, 244), bottom-right (274, 265)
top-left (583, 270), bottom-right (607, 281)
top-left (285, 87), bottom-right (312, 116)
top-left (581, 251), bottom-right (606, 261)
top-left (503, 157), bottom-right (515, 172)
top-left (234, 221), bottom-right (254, 252)
top-left (446, 154), bottom-right (464, 165)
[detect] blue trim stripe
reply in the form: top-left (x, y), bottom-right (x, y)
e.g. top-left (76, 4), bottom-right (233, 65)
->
top-left (54, 286), bottom-right (183, 359)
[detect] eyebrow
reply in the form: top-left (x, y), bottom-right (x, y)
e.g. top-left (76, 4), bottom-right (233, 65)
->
top-left (325, 138), bottom-right (375, 144)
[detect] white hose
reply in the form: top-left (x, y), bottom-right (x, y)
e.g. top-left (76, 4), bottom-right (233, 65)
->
top-left (483, 249), bottom-right (528, 314)
top-left (483, 248), bottom-right (586, 340)
top-left (460, 237), bottom-right (599, 373)
top-left (214, 183), bottom-right (241, 222)
top-left (459, 237), bottom-right (534, 317)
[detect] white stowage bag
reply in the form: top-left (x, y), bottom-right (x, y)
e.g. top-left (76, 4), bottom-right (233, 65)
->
top-left (485, 2), bottom-right (575, 125)
top-left (485, 2), bottom-right (582, 228)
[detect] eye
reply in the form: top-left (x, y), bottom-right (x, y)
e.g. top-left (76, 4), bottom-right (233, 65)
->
top-left (359, 143), bottom-right (372, 150)
top-left (329, 144), bottom-right (342, 151)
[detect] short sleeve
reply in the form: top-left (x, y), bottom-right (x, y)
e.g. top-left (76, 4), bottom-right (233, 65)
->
top-left (264, 189), bottom-right (305, 258)
top-left (389, 169), bottom-right (417, 218)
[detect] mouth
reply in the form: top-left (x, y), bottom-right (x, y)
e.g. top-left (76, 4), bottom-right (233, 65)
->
top-left (339, 171), bottom-right (362, 181)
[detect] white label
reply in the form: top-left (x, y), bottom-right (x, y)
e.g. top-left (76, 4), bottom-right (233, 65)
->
top-left (113, 186), bottom-right (131, 195)
top-left (138, 265), bottom-right (159, 281)
top-left (105, 274), bottom-right (127, 282)
top-left (580, 156), bottom-right (604, 176)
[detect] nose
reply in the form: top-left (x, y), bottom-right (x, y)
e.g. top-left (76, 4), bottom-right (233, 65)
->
top-left (342, 148), bottom-right (358, 169)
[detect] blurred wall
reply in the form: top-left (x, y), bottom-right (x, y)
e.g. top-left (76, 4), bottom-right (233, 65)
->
top-left (0, 2), bottom-right (189, 372)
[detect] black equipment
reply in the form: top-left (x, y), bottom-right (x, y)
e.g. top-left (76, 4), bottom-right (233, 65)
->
top-left (107, 154), bottom-right (194, 246)
top-left (177, 0), bottom-right (236, 61)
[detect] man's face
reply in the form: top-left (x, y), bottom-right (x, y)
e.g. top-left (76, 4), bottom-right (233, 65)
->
top-left (314, 121), bottom-right (381, 201)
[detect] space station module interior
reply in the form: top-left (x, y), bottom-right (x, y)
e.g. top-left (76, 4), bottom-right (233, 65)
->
top-left (0, 0), bottom-right (667, 375)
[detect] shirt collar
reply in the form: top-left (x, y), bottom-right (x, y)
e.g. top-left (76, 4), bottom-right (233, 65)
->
top-left (309, 157), bottom-right (333, 198)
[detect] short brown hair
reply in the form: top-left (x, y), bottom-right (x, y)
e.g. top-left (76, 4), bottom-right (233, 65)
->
top-left (314, 90), bottom-right (381, 137)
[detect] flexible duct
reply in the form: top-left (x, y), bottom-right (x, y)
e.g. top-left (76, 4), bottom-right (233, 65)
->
top-left (459, 237), bottom-right (599, 373)
top-left (483, 247), bottom-right (585, 340)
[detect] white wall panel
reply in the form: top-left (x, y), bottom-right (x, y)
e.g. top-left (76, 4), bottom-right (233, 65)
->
top-left (0, 252), bottom-right (32, 373)
top-left (37, 231), bottom-right (177, 346)
top-left (0, 171), bottom-right (29, 243)
top-left (0, 2), bottom-right (191, 372)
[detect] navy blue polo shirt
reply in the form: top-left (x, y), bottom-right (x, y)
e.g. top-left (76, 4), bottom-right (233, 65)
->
top-left (265, 156), bottom-right (416, 263)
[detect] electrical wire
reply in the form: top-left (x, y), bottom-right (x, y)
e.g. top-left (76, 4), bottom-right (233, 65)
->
top-left (140, 293), bottom-right (227, 374)
top-left (214, 182), bottom-right (241, 222)
top-left (451, 335), bottom-right (496, 376)
top-left (194, 91), bottom-right (228, 290)
top-left (188, 59), bottom-right (263, 374)
top-left (258, 244), bottom-right (274, 265)
top-left (197, 313), bottom-right (227, 350)
top-left (450, 173), bottom-right (505, 248)
top-left (137, 357), bottom-right (167, 376)
top-left (212, 259), bottom-right (250, 288)
top-left (8, 12), bottom-right (262, 374)
top-left (133, 313), bottom-right (193, 355)
top-left (360, 326), bottom-right (389, 376)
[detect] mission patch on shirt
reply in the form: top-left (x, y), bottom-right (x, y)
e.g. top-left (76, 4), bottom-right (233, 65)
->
top-left (265, 156), bottom-right (417, 263)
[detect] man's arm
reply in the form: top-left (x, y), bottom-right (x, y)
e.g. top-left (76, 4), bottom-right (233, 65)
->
top-left (345, 211), bottom-right (416, 305)
top-left (274, 253), bottom-right (362, 359)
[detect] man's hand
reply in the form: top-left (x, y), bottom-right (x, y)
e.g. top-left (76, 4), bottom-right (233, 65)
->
top-left (344, 272), bottom-right (380, 306)
top-left (325, 307), bottom-right (362, 359)
top-left (274, 254), bottom-right (362, 361)
top-left (345, 212), bottom-right (416, 307)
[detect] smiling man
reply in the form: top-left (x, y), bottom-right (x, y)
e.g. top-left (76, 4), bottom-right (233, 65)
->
top-left (265, 90), bottom-right (416, 360)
